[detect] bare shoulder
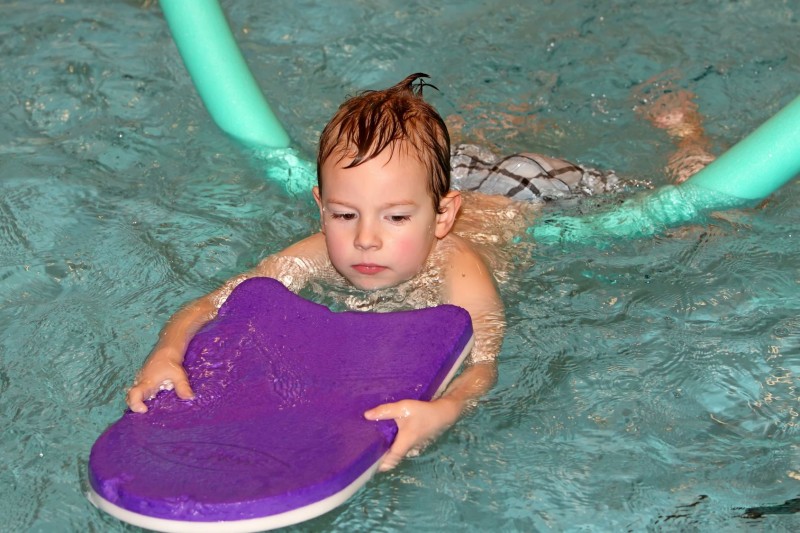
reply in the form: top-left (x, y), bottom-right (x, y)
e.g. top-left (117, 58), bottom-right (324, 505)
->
top-left (274, 232), bottom-right (328, 259)
top-left (247, 232), bottom-right (329, 284)
top-left (251, 233), bottom-right (325, 267)
top-left (440, 233), bottom-right (486, 266)
top-left (438, 234), bottom-right (500, 307)
top-left (438, 234), bottom-right (505, 364)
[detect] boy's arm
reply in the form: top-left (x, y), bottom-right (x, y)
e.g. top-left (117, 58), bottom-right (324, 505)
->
top-left (125, 295), bottom-right (217, 412)
top-left (364, 237), bottom-right (504, 471)
top-left (126, 233), bottom-right (329, 413)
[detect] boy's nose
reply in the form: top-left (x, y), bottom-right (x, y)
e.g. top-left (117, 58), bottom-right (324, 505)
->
top-left (354, 220), bottom-right (381, 250)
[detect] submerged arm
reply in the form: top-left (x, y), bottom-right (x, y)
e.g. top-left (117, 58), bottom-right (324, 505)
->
top-left (365, 236), bottom-right (504, 471)
top-left (437, 235), bottom-right (504, 409)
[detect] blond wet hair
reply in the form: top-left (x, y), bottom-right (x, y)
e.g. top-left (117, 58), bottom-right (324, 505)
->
top-left (316, 73), bottom-right (451, 212)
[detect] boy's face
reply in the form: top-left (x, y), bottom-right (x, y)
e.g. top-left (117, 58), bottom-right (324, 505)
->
top-left (314, 145), bottom-right (459, 290)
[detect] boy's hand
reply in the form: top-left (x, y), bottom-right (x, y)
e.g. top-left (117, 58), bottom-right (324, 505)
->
top-left (125, 352), bottom-right (194, 413)
top-left (364, 397), bottom-right (461, 472)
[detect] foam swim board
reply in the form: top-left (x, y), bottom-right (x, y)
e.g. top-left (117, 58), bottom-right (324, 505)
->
top-left (88, 277), bottom-right (474, 532)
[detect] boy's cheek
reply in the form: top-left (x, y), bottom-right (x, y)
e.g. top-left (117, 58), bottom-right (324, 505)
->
top-left (324, 229), bottom-right (347, 250)
top-left (323, 232), bottom-right (351, 266)
top-left (394, 235), bottom-right (432, 262)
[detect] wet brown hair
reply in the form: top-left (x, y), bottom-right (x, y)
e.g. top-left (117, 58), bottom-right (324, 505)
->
top-left (316, 73), bottom-right (451, 212)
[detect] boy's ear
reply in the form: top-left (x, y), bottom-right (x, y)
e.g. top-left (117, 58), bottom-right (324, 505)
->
top-left (312, 186), bottom-right (325, 232)
top-left (434, 190), bottom-right (462, 238)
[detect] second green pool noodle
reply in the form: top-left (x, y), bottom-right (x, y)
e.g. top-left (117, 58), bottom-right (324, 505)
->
top-left (531, 94), bottom-right (800, 244)
top-left (160, 0), bottom-right (290, 148)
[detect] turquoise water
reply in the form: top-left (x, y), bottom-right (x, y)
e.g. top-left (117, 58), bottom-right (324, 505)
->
top-left (1, 0), bottom-right (799, 531)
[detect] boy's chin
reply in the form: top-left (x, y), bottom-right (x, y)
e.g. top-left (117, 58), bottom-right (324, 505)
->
top-left (343, 273), bottom-right (405, 291)
top-left (346, 278), bottom-right (399, 291)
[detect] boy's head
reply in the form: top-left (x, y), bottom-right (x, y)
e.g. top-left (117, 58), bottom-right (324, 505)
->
top-left (316, 73), bottom-right (451, 212)
top-left (313, 74), bottom-right (461, 290)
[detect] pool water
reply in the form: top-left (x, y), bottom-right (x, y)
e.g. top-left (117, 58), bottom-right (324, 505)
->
top-left (1, 0), bottom-right (799, 531)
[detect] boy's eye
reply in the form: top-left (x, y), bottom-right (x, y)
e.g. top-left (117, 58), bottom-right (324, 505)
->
top-left (388, 215), bottom-right (410, 223)
top-left (330, 212), bottom-right (356, 221)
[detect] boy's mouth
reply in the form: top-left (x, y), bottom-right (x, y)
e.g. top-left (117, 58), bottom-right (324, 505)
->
top-left (352, 264), bottom-right (387, 275)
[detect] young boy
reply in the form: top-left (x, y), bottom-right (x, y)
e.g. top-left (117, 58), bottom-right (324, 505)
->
top-left (126, 72), bottom-right (713, 471)
top-left (126, 73), bottom-right (506, 472)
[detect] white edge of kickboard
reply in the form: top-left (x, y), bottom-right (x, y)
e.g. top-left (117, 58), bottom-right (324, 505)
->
top-left (86, 333), bottom-right (474, 533)
top-left (432, 333), bottom-right (475, 399)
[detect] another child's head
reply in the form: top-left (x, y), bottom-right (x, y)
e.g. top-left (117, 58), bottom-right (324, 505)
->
top-left (316, 73), bottom-right (451, 212)
top-left (313, 74), bottom-right (461, 290)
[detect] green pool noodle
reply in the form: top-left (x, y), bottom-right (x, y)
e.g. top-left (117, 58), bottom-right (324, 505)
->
top-left (160, 0), bottom-right (290, 148)
top-left (531, 94), bottom-right (800, 244)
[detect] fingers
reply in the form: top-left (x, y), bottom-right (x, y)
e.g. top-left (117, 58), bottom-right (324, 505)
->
top-left (174, 377), bottom-right (195, 401)
top-left (126, 386), bottom-right (150, 414)
top-left (378, 449), bottom-right (404, 472)
top-left (125, 377), bottom-right (195, 414)
top-left (364, 401), bottom-right (418, 472)
top-left (363, 402), bottom-right (410, 422)
top-left (363, 405), bottom-right (391, 421)
top-left (379, 430), bottom-right (421, 472)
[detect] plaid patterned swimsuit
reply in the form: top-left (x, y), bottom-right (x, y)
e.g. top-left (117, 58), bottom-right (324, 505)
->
top-left (450, 143), bottom-right (624, 202)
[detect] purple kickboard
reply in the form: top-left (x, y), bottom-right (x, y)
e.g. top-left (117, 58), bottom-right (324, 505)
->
top-left (89, 277), bottom-right (473, 524)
